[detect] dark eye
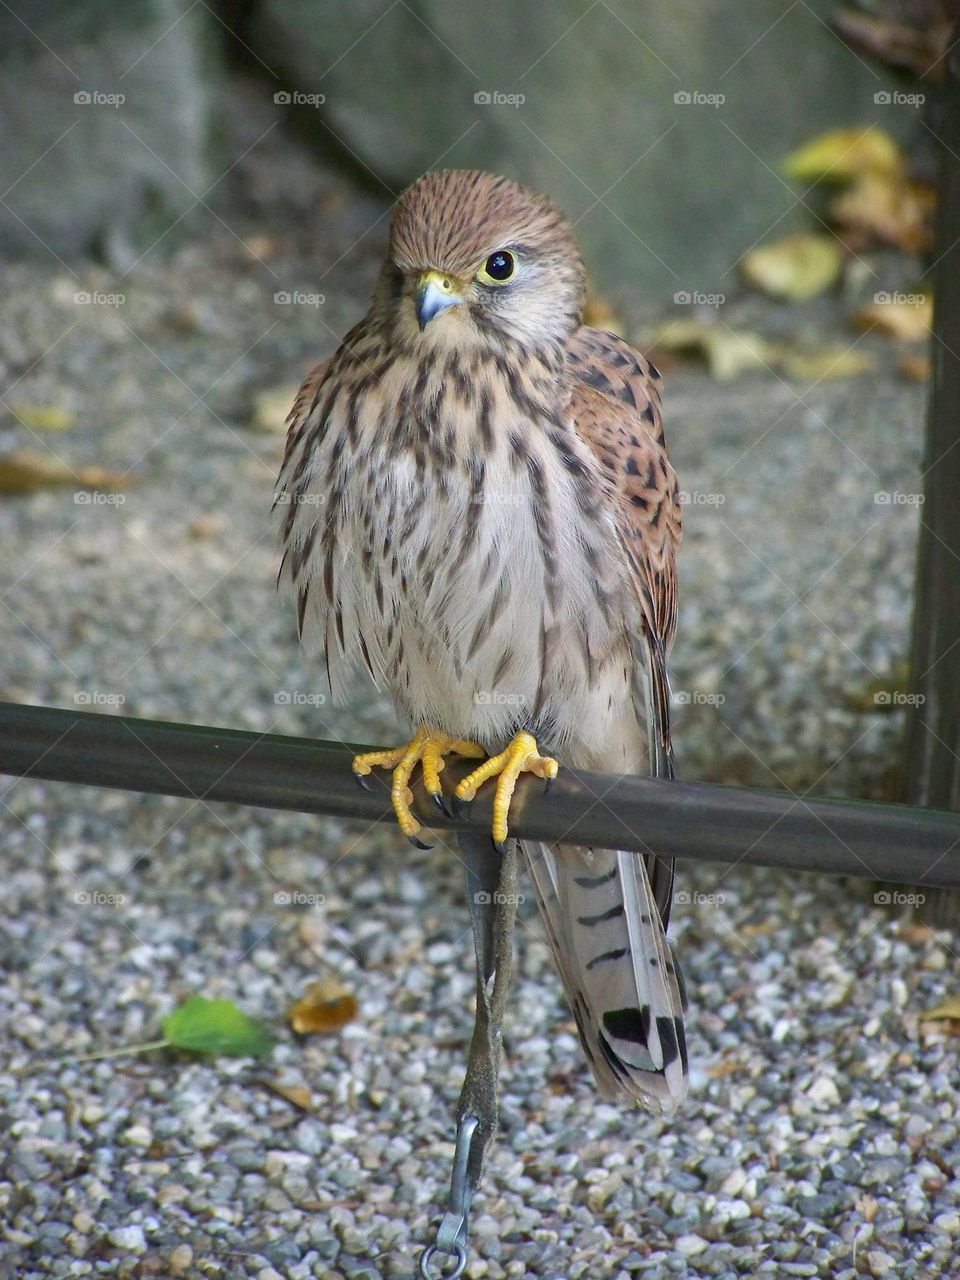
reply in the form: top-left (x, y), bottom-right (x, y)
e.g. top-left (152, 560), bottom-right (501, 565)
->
top-left (480, 250), bottom-right (516, 283)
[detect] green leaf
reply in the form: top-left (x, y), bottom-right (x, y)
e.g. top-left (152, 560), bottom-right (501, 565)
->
top-left (162, 996), bottom-right (276, 1059)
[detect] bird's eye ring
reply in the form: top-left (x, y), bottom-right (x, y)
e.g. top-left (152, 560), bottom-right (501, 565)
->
top-left (477, 250), bottom-right (516, 285)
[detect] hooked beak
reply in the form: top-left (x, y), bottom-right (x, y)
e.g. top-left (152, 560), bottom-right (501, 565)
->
top-left (415, 269), bottom-right (463, 331)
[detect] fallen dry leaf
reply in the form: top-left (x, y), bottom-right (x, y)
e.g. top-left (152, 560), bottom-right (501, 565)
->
top-left (832, 8), bottom-right (953, 79)
top-left (188, 515), bottom-right (225, 540)
top-left (242, 234), bottom-right (282, 261)
top-left (831, 174), bottom-right (935, 253)
top-left (250, 385), bottom-right (299, 433)
top-left (898, 351), bottom-right (931, 381)
top-left (288, 976), bottom-right (357, 1035)
top-left (921, 995), bottom-right (960, 1022)
top-left (855, 293), bottom-right (932, 341)
top-left (0, 449), bottom-right (132, 495)
top-left (706, 1055), bottom-right (742, 1080)
top-left (783, 127), bottom-right (903, 184)
top-left (650, 319), bottom-right (775, 381)
top-left (780, 346), bottom-right (875, 381)
top-left (265, 1080), bottom-right (314, 1111)
top-left (7, 402), bottom-right (74, 431)
top-left (740, 233), bottom-right (844, 301)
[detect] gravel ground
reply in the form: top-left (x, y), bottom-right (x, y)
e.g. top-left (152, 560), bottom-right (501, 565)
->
top-left (1, 80), bottom-right (957, 1280)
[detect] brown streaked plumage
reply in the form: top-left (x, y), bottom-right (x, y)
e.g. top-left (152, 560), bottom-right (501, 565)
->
top-left (275, 169), bottom-right (687, 1110)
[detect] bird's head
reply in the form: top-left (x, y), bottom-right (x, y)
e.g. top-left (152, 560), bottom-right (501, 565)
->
top-left (378, 169), bottom-right (586, 351)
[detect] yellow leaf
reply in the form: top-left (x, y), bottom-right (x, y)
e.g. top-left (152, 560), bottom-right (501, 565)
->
top-left (288, 976), bottom-right (357, 1035)
top-left (0, 449), bottom-right (132, 494)
top-left (250, 385), bottom-right (299, 433)
top-left (583, 281), bottom-right (624, 335)
top-left (780, 346), bottom-right (875, 381)
top-left (651, 320), bottom-right (775, 381)
top-left (783, 127), bottom-right (903, 183)
top-left (855, 293), bottom-right (932, 340)
top-left (741, 233), bottom-right (844, 301)
top-left (7, 402), bottom-right (74, 431)
top-left (922, 995), bottom-right (960, 1022)
top-left (831, 174), bottom-right (935, 253)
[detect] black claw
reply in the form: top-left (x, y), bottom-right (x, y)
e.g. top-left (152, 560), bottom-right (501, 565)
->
top-left (408, 834), bottom-right (433, 851)
top-left (354, 772), bottom-right (372, 792)
top-left (450, 794), bottom-right (472, 820)
top-left (428, 790), bottom-right (450, 817)
top-left (544, 775), bottom-right (556, 796)
top-left (492, 838), bottom-right (508, 857)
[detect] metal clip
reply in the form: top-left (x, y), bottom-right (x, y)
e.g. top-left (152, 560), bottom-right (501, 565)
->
top-left (418, 1114), bottom-right (480, 1279)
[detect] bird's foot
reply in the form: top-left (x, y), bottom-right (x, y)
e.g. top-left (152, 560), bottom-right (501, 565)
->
top-left (352, 727), bottom-right (486, 848)
top-left (453, 730), bottom-right (559, 852)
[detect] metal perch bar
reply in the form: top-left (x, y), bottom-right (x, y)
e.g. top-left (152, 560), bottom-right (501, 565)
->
top-left (1, 700), bottom-right (959, 888)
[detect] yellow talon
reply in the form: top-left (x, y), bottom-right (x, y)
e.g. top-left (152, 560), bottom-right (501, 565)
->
top-left (454, 730), bottom-right (559, 847)
top-left (352, 727), bottom-right (485, 844)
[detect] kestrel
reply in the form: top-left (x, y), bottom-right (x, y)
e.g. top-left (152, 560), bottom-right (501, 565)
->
top-left (276, 170), bottom-right (687, 1110)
